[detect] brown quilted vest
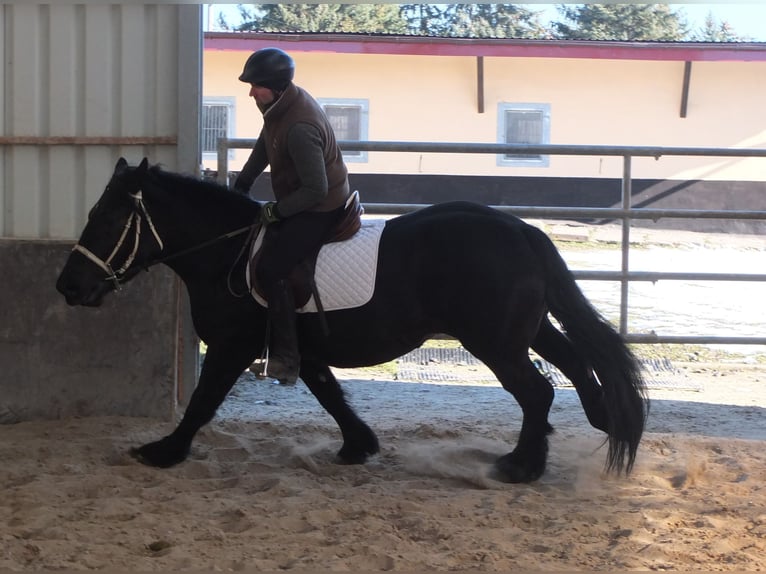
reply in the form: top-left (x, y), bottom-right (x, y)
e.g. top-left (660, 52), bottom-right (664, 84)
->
top-left (262, 83), bottom-right (350, 212)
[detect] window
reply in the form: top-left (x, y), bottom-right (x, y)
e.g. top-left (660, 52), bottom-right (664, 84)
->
top-left (201, 97), bottom-right (235, 158)
top-left (497, 103), bottom-right (550, 167)
top-left (319, 98), bottom-right (369, 163)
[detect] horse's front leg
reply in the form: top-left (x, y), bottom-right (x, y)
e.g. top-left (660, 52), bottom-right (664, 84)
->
top-left (130, 341), bottom-right (255, 468)
top-left (300, 361), bottom-right (379, 464)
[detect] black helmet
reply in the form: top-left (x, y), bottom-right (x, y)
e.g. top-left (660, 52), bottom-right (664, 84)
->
top-left (238, 48), bottom-right (295, 91)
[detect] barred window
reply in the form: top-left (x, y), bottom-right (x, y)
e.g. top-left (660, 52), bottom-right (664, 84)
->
top-left (202, 98), bottom-right (235, 157)
top-left (319, 98), bottom-right (369, 163)
top-left (497, 103), bottom-right (550, 167)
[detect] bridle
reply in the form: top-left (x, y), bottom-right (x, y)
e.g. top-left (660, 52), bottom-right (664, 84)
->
top-left (72, 190), bottom-right (164, 291)
top-left (72, 189), bottom-right (257, 291)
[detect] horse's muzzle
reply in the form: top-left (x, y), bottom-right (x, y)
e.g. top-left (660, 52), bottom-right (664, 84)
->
top-left (56, 275), bottom-right (109, 307)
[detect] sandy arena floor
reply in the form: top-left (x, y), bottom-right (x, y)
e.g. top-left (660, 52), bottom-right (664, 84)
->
top-left (1, 359), bottom-right (764, 571)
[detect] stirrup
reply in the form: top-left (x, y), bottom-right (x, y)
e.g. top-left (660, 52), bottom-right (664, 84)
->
top-left (249, 354), bottom-right (299, 386)
top-left (248, 358), bottom-right (270, 379)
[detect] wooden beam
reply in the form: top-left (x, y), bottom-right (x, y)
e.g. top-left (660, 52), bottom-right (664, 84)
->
top-left (477, 56), bottom-right (485, 114)
top-left (0, 136), bottom-right (177, 145)
top-left (680, 61), bottom-right (692, 118)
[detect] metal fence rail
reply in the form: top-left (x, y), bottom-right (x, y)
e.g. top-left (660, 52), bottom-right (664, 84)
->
top-left (216, 138), bottom-right (766, 346)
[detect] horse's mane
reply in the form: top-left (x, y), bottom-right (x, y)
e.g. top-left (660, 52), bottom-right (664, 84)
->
top-left (147, 165), bottom-right (239, 198)
top-left (142, 164), bottom-right (256, 208)
top-left (140, 164), bottom-right (259, 232)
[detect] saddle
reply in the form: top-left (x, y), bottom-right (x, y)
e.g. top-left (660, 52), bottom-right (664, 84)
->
top-left (249, 191), bottom-right (363, 308)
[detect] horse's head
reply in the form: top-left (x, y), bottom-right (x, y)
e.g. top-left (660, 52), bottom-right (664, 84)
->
top-left (56, 157), bottom-right (164, 306)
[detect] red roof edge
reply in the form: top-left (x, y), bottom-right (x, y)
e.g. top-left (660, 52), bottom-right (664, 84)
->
top-left (204, 32), bottom-right (766, 62)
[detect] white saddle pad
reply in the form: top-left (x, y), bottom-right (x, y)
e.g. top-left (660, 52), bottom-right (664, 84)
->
top-left (246, 219), bottom-right (386, 313)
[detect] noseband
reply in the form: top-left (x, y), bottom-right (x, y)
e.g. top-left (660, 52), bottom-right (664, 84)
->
top-left (72, 190), bottom-right (164, 290)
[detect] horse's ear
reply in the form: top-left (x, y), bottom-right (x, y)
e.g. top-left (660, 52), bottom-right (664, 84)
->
top-left (137, 157), bottom-right (149, 175)
top-left (115, 157), bottom-right (128, 173)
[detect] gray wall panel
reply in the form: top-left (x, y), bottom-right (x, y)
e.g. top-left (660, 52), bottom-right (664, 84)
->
top-left (1, 3), bottom-right (196, 240)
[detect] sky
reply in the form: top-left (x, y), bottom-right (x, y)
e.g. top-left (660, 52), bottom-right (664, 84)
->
top-left (204, 3), bottom-right (766, 41)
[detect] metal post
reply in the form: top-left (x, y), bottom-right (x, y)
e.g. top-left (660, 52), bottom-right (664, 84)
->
top-left (620, 155), bottom-right (632, 336)
top-left (217, 137), bottom-right (230, 186)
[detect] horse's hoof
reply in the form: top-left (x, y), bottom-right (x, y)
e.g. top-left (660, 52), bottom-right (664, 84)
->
top-left (492, 452), bottom-right (546, 483)
top-left (336, 444), bottom-right (379, 465)
top-left (335, 424), bottom-right (380, 465)
top-left (336, 439), bottom-right (379, 465)
top-left (129, 439), bottom-right (189, 468)
top-left (335, 450), bottom-right (369, 465)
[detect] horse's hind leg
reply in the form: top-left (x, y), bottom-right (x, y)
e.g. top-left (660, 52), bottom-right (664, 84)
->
top-left (488, 351), bottom-right (555, 483)
top-left (299, 361), bottom-right (379, 464)
top-left (464, 333), bottom-right (554, 483)
top-left (532, 316), bottom-right (609, 433)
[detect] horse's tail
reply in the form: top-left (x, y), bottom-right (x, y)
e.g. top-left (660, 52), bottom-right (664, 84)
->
top-left (523, 224), bottom-right (649, 475)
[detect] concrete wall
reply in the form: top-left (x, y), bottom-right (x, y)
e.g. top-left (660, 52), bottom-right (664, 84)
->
top-left (0, 241), bottom-right (179, 423)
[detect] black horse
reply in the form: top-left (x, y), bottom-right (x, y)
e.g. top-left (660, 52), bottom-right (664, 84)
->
top-left (56, 158), bottom-right (648, 483)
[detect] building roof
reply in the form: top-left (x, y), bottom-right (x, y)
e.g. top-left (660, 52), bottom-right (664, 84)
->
top-left (205, 31), bottom-right (766, 62)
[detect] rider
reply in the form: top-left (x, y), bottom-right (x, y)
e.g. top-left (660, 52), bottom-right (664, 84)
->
top-left (233, 47), bottom-right (352, 385)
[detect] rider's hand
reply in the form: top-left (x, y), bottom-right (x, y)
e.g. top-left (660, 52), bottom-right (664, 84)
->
top-left (260, 202), bottom-right (281, 225)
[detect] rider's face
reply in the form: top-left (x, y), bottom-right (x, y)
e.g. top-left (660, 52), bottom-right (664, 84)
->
top-left (249, 84), bottom-right (276, 107)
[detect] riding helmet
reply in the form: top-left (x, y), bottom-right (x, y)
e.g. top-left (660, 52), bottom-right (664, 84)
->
top-left (238, 48), bottom-right (295, 91)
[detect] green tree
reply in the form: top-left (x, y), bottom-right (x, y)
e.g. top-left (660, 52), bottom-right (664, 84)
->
top-left (214, 12), bottom-right (230, 31)
top-left (233, 4), bottom-right (547, 38)
top-left (443, 4), bottom-right (548, 38)
top-left (235, 4), bottom-right (407, 34)
top-left (691, 12), bottom-right (749, 42)
top-left (553, 4), bottom-right (688, 41)
top-left (400, 4), bottom-right (548, 38)
top-left (399, 4), bottom-right (451, 35)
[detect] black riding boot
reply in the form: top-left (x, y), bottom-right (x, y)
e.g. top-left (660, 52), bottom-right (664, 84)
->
top-left (263, 280), bottom-right (300, 385)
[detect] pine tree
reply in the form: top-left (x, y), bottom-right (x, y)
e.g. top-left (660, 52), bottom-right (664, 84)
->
top-left (553, 4), bottom-right (688, 41)
top-left (691, 12), bottom-right (748, 42)
top-left (444, 4), bottom-right (548, 39)
top-left (233, 4), bottom-right (546, 38)
top-left (235, 4), bottom-right (407, 34)
top-left (399, 4), bottom-right (451, 35)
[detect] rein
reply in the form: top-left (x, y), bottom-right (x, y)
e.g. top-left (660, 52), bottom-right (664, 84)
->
top-left (72, 189), bottom-right (258, 289)
top-left (145, 223), bottom-right (258, 269)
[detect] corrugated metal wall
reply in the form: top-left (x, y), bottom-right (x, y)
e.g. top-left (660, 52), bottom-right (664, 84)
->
top-left (0, 3), bottom-right (201, 239)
